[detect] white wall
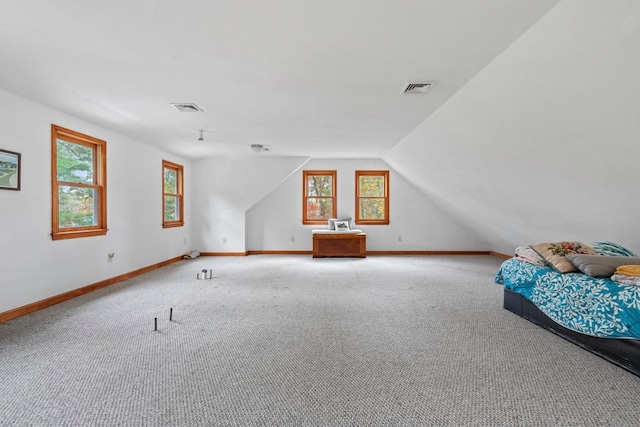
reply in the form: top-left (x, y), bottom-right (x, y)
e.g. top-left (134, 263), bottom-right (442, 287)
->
top-left (384, 0), bottom-right (640, 256)
top-left (191, 155), bottom-right (310, 253)
top-left (0, 89), bottom-right (192, 314)
top-left (245, 158), bottom-right (487, 251)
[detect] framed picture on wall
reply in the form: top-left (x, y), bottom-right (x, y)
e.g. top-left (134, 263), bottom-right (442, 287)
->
top-left (0, 148), bottom-right (21, 191)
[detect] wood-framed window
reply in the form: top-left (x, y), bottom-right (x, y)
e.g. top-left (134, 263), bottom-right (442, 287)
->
top-left (355, 170), bottom-right (389, 225)
top-left (162, 160), bottom-right (184, 228)
top-left (51, 124), bottom-right (107, 240)
top-left (303, 170), bottom-right (337, 224)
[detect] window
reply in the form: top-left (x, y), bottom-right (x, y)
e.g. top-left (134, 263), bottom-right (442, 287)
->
top-left (355, 170), bottom-right (389, 225)
top-left (303, 170), bottom-right (337, 224)
top-left (162, 160), bottom-right (184, 228)
top-left (51, 125), bottom-right (107, 240)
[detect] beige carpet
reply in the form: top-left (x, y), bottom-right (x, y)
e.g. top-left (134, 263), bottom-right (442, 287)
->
top-left (1, 255), bottom-right (640, 426)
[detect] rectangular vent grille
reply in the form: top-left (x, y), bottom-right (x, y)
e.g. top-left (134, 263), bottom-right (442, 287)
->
top-left (170, 103), bottom-right (204, 112)
top-left (401, 83), bottom-right (432, 94)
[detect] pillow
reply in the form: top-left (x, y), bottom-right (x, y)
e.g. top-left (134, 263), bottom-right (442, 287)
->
top-left (513, 246), bottom-right (546, 266)
top-left (591, 241), bottom-right (637, 257)
top-left (333, 220), bottom-right (350, 231)
top-left (328, 217), bottom-right (354, 230)
top-left (567, 254), bottom-right (640, 277)
top-left (530, 241), bottom-right (596, 273)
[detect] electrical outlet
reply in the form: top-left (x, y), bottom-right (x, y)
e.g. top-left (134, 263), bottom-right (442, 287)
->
top-left (398, 236), bottom-right (402, 242)
top-left (291, 236), bottom-right (295, 242)
top-left (183, 238), bottom-right (187, 245)
top-left (222, 237), bottom-right (227, 244)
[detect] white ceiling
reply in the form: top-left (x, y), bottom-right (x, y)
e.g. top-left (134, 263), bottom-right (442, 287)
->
top-left (0, 0), bottom-right (560, 160)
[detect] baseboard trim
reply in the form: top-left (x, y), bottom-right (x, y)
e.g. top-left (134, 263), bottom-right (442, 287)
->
top-left (490, 251), bottom-right (512, 259)
top-left (0, 255), bottom-right (184, 323)
top-left (199, 251), bottom-right (249, 256)
top-left (246, 250), bottom-right (313, 255)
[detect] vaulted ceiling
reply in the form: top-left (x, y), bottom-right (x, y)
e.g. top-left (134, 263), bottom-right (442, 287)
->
top-left (0, 1), bottom-right (559, 159)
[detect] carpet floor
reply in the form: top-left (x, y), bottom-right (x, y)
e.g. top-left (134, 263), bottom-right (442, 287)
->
top-left (1, 255), bottom-right (640, 426)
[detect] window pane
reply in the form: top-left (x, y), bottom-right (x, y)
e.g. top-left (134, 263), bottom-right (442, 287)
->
top-left (359, 198), bottom-right (385, 220)
top-left (306, 176), bottom-right (333, 197)
top-left (58, 186), bottom-right (97, 227)
top-left (57, 139), bottom-right (94, 184)
top-left (164, 168), bottom-right (177, 194)
top-left (306, 198), bottom-right (333, 220)
top-left (164, 195), bottom-right (180, 221)
top-left (359, 176), bottom-right (384, 197)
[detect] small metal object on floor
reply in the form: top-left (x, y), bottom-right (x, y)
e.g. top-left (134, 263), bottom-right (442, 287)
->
top-left (154, 308), bottom-right (176, 331)
top-left (196, 269), bottom-right (213, 279)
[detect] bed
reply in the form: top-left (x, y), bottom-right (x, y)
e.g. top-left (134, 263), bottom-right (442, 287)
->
top-left (495, 241), bottom-right (640, 377)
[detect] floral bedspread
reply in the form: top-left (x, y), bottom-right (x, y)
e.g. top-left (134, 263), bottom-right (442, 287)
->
top-left (496, 258), bottom-right (640, 339)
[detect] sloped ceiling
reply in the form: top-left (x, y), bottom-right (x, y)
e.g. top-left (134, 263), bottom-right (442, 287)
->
top-left (384, 0), bottom-right (640, 254)
top-left (0, 0), bottom-right (558, 159)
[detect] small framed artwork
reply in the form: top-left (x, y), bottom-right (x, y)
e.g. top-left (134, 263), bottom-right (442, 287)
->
top-left (0, 148), bottom-right (21, 191)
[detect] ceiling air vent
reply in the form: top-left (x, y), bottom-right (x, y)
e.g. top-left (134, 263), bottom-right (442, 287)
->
top-left (170, 103), bottom-right (204, 112)
top-left (401, 82), bottom-right (432, 94)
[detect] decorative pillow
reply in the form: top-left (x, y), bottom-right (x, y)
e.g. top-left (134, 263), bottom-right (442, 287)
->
top-left (513, 246), bottom-right (546, 266)
top-left (530, 241), bottom-right (596, 273)
top-left (333, 220), bottom-right (350, 231)
top-left (591, 241), bottom-right (637, 257)
top-left (328, 218), bottom-right (354, 230)
top-left (566, 254), bottom-right (640, 277)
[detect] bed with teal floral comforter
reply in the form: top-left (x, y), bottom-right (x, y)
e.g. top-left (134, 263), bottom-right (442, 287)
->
top-left (496, 258), bottom-right (640, 339)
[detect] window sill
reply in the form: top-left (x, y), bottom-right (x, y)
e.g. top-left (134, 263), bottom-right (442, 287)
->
top-left (52, 228), bottom-right (108, 240)
top-left (162, 222), bottom-right (184, 228)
